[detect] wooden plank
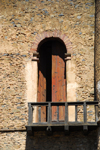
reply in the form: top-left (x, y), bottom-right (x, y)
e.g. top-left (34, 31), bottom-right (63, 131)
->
top-left (58, 43), bottom-right (63, 121)
top-left (37, 70), bottom-right (41, 102)
top-left (46, 45), bottom-right (52, 102)
top-left (52, 41), bottom-right (57, 121)
top-left (58, 42), bottom-right (66, 121)
top-left (59, 55), bottom-right (65, 121)
top-left (41, 49), bottom-right (46, 122)
top-left (52, 41), bottom-right (66, 121)
top-left (38, 47), bottom-right (46, 122)
top-left (57, 47), bottom-right (60, 104)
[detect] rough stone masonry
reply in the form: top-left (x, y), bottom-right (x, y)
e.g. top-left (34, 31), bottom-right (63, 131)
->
top-left (0, 0), bottom-right (99, 150)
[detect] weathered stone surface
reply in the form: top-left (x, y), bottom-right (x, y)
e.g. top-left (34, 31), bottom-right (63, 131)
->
top-left (95, 0), bottom-right (100, 101)
top-left (0, 0), bottom-right (95, 129)
top-left (0, 0), bottom-right (98, 149)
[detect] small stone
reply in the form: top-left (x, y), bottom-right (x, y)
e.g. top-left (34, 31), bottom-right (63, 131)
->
top-left (75, 5), bottom-right (78, 8)
top-left (82, 59), bottom-right (85, 61)
top-left (44, 10), bottom-right (49, 14)
top-left (16, 97), bottom-right (21, 99)
top-left (59, 14), bottom-right (64, 16)
top-left (16, 53), bottom-right (20, 55)
top-left (77, 16), bottom-right (81, 19)
top-left (17, 106), bottom-right (22, 109)
top-left (88, 110), bottom-right (93, 113)
top-left (90, 15), bottom-right (94, 17)
top-left (30, 18), bottom-right (34, 21)
top-left (79, 32), bottom-right (82, 35)
top-left (2, 53), bottom-right (9, 56)
top-left (21, 55), bottom-right (26, 57)
top-left (13, 24), bottom-right (17, 27)
top-left (11, 21), bottom-right (15, 24)
top-left (17, 24), bottom-right (21, 27)
top-left (73, 54), bottom-right (76, 56)
top-left (86, 3), bottom-right (93, 6)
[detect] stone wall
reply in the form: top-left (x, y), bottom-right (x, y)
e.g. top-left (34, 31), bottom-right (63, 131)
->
top-left (0, 0), bottom-right (97, 149)
top-left (0, 0), bottom-right (95, 130)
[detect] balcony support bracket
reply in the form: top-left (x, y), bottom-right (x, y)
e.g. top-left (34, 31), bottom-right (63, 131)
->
top-left (46, 126), bottom-right (53, 136)
top-left (83, 125), bottom-right (88, 135)
top-left (64, 125), bottom-right (70, 135)
top-left (27, 126), bottom-right (33, 136)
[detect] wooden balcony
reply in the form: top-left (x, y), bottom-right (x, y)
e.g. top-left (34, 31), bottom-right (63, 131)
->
top-left (26, 101), bottom-right (98, 135)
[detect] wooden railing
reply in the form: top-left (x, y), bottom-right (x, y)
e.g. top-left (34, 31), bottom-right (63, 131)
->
top-left (26, 101), bottom-right (98, 134)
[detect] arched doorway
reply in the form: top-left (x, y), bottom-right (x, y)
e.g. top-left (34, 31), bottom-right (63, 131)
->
top-left (37, 38), bottom-right (67, 122)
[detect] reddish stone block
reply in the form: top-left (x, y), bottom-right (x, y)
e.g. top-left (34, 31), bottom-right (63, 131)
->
top-left (30, 31), bottom-right (72, 54)
top-left (54, 30), bottom-right (58, 37)
top-left (56, 30), bottom-right (61, 37)
top-left (41, 33), bottom-right (45, 40)
top-left (63, 36), bottom-right (68, 43)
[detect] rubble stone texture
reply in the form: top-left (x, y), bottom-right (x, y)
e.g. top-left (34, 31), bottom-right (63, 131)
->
top-left (95, 0), bottom-right (100, 100)
top-left (0, 0), bottom-right (99, 149)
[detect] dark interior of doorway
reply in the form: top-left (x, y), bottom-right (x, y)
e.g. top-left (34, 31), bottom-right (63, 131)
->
top-left (38, 40), bottom-right (52, 102)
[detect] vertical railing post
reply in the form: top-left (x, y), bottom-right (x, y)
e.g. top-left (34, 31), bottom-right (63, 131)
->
top-left (46, 102), bottom-right (52, 135)
top-left (75, 105), bottom-right (77, 122)
top-left (28, 103), bottom-right (33, 125)
top-left (57, 106), bottom-right (59, 122)
top-left (84, 102), bottom-right (87, 123)
top-left (48, 102), bottom-right (51, 124)
top-left (95, 104), bottom-right (98, 122)
top-left (38, 106), bottom-right (41, 123)
top-left (83, 102), bottom-right (88, 134)
top-left (65, 102), bottom-right (69, 135)
top-left (65, 102), bottom-right (68, 125)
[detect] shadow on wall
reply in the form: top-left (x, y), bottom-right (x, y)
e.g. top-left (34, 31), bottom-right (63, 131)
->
top-left (25, 130), bottom-right (98, 150)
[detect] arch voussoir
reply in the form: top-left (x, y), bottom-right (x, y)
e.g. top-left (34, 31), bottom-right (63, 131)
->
top-left (30, 30), bottom-right (73, 54)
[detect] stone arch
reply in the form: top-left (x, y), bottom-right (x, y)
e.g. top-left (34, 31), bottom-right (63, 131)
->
top-left (30, 30), bottom-right (73, 54)
top-left (27, 30), bottom-right (76, 123)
